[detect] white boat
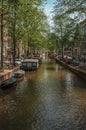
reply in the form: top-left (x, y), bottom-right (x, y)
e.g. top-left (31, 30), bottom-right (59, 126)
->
top-left (20, 59), bottom-right (39, 71)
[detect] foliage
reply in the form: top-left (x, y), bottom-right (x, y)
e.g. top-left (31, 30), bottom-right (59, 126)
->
top-left (52, 0), bottom-right (86, 50)
top-left (0, 0), bottom-right (49, 66)
top-left (47, 32), bottom-right (60, 51)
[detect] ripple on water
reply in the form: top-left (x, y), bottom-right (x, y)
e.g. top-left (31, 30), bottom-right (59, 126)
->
top-left (0, 60), bottom-right (86, 130)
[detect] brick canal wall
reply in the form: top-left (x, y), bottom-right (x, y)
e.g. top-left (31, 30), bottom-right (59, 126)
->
top-left (0, 66), bottom-right (20, 85)
top-left (55, 58), bottom-right (86, 81)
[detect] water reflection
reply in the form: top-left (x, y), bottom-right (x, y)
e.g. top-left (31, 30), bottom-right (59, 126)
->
top-left (0, 58), bottom-right (86, 130)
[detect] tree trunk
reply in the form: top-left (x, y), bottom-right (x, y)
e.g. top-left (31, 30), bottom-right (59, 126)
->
top-left (13, 24), bottom-right (16, 66)
top-left (17, 46), bottom-right (20, 58)
top-left (62, 43), bottom-right (64, 59)
top-left (27, 40), bottom-right (29, 56)
top-left (12, 10), bottom-right (16, 66)
top-left (0, 0), bottom-right (4, 69)
top-left (72, 45), bottom-right (74, 59)
top-left (60, 25), bottom-right (64, 59)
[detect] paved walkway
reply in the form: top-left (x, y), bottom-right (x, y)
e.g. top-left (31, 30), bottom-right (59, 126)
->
top-left (70, 60), bottom-right (86, 72)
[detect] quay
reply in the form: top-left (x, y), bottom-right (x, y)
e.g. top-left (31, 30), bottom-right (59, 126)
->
top-left (55, 57), bottom-right (86, 80)
top-left (0, 66), bottom-right (20, 85)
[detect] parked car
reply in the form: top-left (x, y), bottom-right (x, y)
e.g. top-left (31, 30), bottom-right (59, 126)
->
top-left (66, 56), bottom-right (73, 64)
top-left (15, 58), bottom-right (23, 65)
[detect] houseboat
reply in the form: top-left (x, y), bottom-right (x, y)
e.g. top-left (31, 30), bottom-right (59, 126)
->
top-left (20, 59), bottom-right (39, 71)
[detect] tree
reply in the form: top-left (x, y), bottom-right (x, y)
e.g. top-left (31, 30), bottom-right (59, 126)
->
top-left (0, 0), bottom-right (7, 69)
top-left (74, 24), bottom-right (84, 45)
top-left (52, 0), bottom-right (86, 58)
top-left (7, 0), bottom-right (48, 63)
top-left (0, 0), bottom-right (49, 67)
top-left (0, 0), bottom-right (4, 69)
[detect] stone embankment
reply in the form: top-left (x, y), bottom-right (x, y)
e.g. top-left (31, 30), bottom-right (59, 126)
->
top-left (0, 66), bottom-right (20, 85)
top-left (55, 57), bottom-right (86, 80)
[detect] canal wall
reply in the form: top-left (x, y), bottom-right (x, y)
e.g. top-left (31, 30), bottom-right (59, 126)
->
top-left (0, 66), bottom-right (20, 85)
top-left (55, 58), bottom-right (86, 81)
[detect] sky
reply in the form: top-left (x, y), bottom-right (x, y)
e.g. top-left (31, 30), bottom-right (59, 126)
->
top-left (44, 0), bottom-right (56, 26)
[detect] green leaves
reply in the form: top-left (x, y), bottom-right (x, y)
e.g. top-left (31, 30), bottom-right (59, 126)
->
top-left (0, 0), bottom-right (49, 66)
top-left (52, 0), bottom-right (86, 50)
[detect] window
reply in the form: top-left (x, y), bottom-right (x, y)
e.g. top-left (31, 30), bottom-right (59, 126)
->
top-left (32, 62), bottom-right (37, 67)
top-left (22, 62), bottom-right (27, 67)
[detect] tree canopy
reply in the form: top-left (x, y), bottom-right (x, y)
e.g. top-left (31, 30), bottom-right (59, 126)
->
top-left (52, 0), bottom-right (86, 49)
top-left (0, 0), bottom-right (49, 66)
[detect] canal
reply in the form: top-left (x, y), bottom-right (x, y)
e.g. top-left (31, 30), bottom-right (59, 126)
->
top-left (0, 58), bottom-right (86, 130)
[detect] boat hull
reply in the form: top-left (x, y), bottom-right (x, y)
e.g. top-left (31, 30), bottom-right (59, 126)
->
top-left (0, 78), bottom-right (17, 89)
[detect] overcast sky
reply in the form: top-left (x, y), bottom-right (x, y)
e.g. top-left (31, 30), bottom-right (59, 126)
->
top-left (44, 0), bottom-right (56, 26)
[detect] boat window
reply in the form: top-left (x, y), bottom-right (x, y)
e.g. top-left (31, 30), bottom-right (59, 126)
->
top-left (22, 62), bottom-right (27, 66)
top-left (32, 62), bottom-right (37, 67)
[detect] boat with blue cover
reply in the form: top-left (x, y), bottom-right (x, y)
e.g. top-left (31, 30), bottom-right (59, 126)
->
top-left (20, 59), bottom-right (39, 71)
top-left (12, 70), bottom-right (25, 78)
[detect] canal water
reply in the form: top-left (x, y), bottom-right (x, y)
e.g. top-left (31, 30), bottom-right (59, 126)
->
top-left (0, 58), bottom-right (86, 130)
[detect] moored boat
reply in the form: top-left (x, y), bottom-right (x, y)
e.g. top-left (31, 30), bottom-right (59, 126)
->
top-left (12, 70), bottom-right (25, 78)
top-left (20, 59), bottom-right (39, 71)
top-left (0, 78), bottom-right (17, 89)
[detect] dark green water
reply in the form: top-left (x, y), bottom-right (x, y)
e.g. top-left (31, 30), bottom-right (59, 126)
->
top-left (0, 58), bottom-right (86, 130)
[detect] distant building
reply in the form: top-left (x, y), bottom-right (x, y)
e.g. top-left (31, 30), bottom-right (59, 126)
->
top-left (63, 46), bottom-right (72, 56)
top-left (0, 27), bottom-right (12, 61)
top-left (0, 27), bottom-right (24, 61)
top-left (63, 46), bottom-right (80, 58)
top-left (73, 46), bottom-right (80, 58)
top-left (80, 20), bottom-right (86, 59)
